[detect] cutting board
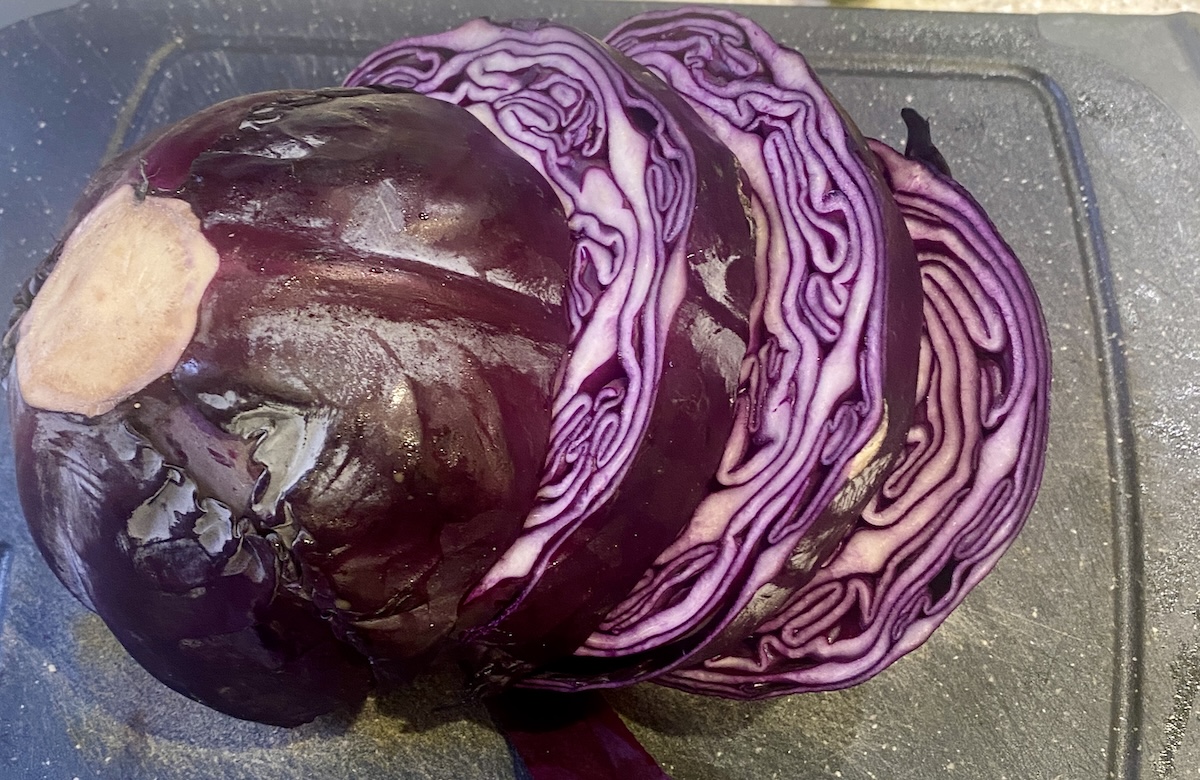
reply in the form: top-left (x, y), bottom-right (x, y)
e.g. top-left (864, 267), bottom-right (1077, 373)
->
top-left (2, 2), bottom-right (1199, 777)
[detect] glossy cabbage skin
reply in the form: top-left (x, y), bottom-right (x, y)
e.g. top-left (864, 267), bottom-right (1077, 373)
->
top-left (8, 87), bottom-right (577, 725)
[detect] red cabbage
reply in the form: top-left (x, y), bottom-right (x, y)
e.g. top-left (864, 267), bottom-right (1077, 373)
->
top-left (5, 7), bottom-right (1050, 776)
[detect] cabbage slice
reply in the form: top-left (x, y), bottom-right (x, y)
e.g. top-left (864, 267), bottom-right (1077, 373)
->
top-left (661, 140), bottom-right (1051, 695)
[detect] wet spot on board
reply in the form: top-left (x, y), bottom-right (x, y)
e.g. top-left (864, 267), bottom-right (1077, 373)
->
top-left (0, 543), bottom-right (13, 658)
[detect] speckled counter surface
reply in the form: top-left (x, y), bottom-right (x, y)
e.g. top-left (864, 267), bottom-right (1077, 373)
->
top-left (6, 0), bottom-right (1200, 27)
top-left (843, 0), bottom-right (1200, 13)
top-left (614, 0), bottom-right (1200, 12)
top-left (2, 2), bottom-right (1200, 779)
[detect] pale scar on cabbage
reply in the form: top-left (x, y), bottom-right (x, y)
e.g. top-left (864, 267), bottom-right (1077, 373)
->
top-left (828, 404), bottom-right (891, 515)
top-left (16, 184), bottom-right (220, 417)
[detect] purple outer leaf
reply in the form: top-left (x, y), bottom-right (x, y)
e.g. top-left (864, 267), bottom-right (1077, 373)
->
top-left (660, 141), bottom-right (1051, 696)
top-left (488, 690), bottom-right (672, 780)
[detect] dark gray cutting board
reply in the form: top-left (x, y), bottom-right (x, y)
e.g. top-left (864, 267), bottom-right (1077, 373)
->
top-left (3, 1), bottom-right (1199, 778)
